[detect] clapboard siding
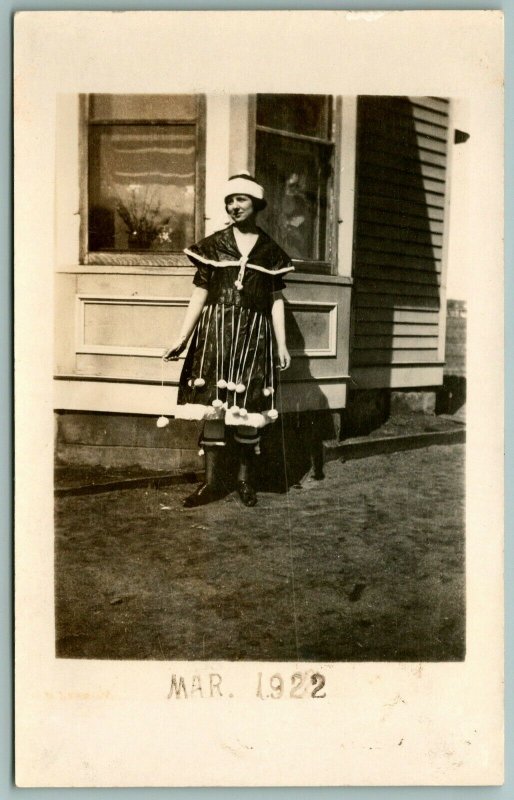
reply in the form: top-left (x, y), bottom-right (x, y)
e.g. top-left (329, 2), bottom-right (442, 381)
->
top-left (404, 106), bottom-right (449, 128)
top-left (359, 224), bottom-right (444, 248)
top-left (358, 208), bottom-right (445, 233)
top-left (408, 96), bottom-right (449, 114)
top-left (356, 308), bottom-right (440, 324)
top-left (357, 265), bottom-right (442, 286)
top-left (360, 150), bottom-right (446, 180)
top-left (357, 237), bottom-right (442, 260)
top-left (361, 142), bottom-right (448, 169)
top-left (356, 249), bottom-right (442, 273)
top-left (356, 322), bottom-right (438, 336)
top-left (358, 186), bottom-right (445, 211)
top-left (356, 294), bottom-right (441, 310)
top-left (353, 336), bottom-right (439, 350)
top-left (355, 279), bottom-right (440, 298)
top-left (351, 96), bottom-right (450, 380)
top-left (352, 349), bottom-right (440, 366)
top-left (361, 116), bottom-right (448, 144)
top-left (359, 194), bottom-right (446, 221)
top-left (358, 165), bottom-right (446, 199)
top-left (361, 130), bottom-right (449, 156)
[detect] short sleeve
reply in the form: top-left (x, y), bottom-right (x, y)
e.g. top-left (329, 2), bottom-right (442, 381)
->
top-left (186, 244), bottom-right (212, 289)
top-left (192, 262), bottom-right (212, 289)
top-left (271, 247), bottom-right (293, 294)
top-left (271, 273), bottom-right (286, 293)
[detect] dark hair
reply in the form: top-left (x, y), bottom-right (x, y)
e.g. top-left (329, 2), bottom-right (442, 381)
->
top-left (229, 172), bottom-right (259, 182)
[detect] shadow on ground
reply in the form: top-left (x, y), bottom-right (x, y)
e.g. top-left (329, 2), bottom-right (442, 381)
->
top-left (55, 444), bottom-right (465, 662)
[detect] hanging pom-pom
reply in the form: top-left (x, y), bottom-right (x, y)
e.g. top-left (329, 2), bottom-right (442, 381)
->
top-left (217, 378), bottom-right (227, 389)
top-left (239, 408), bottom-right (248, 418)
top-left (227, 381), bottom-right (236, 391)
top-left (198, 448), bottom-right (205, 456)
top-left (235, 383), bottom-right (246, 393)
top-left (231, 405), bottom-right (240, 414)
top-left (194, 377), bottom-right (205, 387)
top-left (234, 280), bottom-right (243, 291)
top-left (262, 387), bottom-right (271, 397)
top-left (188, 379), bottom-right (194, 387)
top-left (212, 398), bottom-right (223, 408)
top-left (268, 408), bottom-right (279, 421)
top-left (156, 415), bottom-right (169, 428)
top-left (254, 443), bottom-right (261, 455)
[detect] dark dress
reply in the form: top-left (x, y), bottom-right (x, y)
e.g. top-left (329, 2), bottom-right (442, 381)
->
top-left (175, 225), bottom-right (294, 429)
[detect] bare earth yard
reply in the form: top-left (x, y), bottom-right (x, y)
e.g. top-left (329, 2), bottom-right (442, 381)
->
top-left (55, 444), bottom-right (465, 662)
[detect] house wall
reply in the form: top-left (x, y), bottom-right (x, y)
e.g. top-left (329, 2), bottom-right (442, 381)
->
top-left (54, 95), bottom-right (354, 424)
top-left (350, 96), bottom-right (451, 390)
top-left (53, 94), bottom-right (454, 468)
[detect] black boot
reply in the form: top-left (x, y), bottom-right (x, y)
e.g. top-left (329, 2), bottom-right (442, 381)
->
top-left (183, 447), bottom-right (224, 508)
top-left (236, 480), bottom-right (257, 507)
top-left (236, 444), bottom-right (258, 507)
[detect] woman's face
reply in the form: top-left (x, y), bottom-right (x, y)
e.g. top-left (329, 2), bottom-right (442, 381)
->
top-left (225, 194), bottom-right (256, 224)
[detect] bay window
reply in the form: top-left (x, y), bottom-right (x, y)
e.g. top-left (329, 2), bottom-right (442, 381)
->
top-left (84, 94), bottom-right (205, 264)
top-left (254, 94), bottom-right (339, 273)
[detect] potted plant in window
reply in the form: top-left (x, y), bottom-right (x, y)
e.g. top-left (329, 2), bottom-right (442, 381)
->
top-left (115, 185), bottom-right (171, 250)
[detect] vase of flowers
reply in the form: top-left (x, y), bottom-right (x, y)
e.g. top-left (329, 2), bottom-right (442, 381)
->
top-left (126, 229), bottom-right (156, 250)
top-left (115, 185), bottom-right (171, 250)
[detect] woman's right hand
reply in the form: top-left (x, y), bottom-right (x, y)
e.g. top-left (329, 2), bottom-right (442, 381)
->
top-left (162, 338), bottom-right (187, 361)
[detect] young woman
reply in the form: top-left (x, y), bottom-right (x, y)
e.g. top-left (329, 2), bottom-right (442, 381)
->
top-left (163, 173), bottom-right (293, 507)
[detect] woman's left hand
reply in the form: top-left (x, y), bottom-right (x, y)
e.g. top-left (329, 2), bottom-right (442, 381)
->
top-left (277, 344), bottom-right (291, 371)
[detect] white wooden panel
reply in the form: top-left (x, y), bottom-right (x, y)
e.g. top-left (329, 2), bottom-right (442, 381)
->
top-left (55, 379), bottom-right (179, 416)
top-left (205, 94), bottom-right (231, 236)
top-left (55, 95), bottom-right (81, 267)
top-left (76, 295), bottom-right (190, 356)
top-left (337, 97), bottom-right (357, 278)
top-left (75, 353), bottom-right (183, 381)
top-left (286, 301), bottom-right (337, 357)
top-left (55, 272), bottom-right (78, 373)
top-left (229, 95), bottom-right (255, 176)
top-left (54, 377), bottom-right (348, 414)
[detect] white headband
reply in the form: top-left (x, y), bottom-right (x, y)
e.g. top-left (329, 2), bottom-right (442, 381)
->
top-left (224, 175), bottom-right (265, 201)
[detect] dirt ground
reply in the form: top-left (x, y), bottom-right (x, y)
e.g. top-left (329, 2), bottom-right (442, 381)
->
top-left (55, 443), bottom-right (465, 662)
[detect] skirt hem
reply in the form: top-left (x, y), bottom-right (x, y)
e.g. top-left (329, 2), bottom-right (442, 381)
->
top-left (174, 402), bottom-right (276, 428)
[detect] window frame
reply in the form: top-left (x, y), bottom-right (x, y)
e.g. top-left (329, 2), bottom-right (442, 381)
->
top-left (252, 94), bottom-right (342, 276)
top-left (79, 93), bottom-right (206, 267)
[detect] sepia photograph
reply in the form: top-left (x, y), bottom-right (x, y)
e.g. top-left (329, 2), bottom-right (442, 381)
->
top-left (54, 92), bottom-right (467, 663)
top-left (14, 10), bottom-right (503, 788)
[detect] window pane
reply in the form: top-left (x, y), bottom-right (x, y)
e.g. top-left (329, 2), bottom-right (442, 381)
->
top-left (255, 130), bottom-right (331, 261)
top-left (90, 94), bottom-right (197, 120)
top-left (256, 94), bottom-right (331, 139)
top-left (88, 124), bottom-right (196, 252)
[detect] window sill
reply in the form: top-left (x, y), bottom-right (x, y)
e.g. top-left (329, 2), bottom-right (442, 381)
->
top-left (291, 259), bottom-right (333, 276)
top-left (86, 252), bottom-right (191, 267)
top-left (56, 264), bottom-right (353, 283)
top-left (84, 254), bottom-right (335, 272)
top-left (56, 263), bottom-right (197, 276)
top-left (287, 271), bottom-right (353, 286)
